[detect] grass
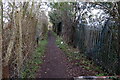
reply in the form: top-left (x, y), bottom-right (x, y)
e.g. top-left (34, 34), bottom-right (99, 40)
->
top-left (53, 31), bottom-right (108, 76)
top-left (21, 34), bottom-right (48, 78)
top-left (96, 73), bottom-right (107, 76)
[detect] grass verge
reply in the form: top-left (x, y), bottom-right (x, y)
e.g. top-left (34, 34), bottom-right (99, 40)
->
top-left (21, 35), bottom-right (48, 78)
top-left (53, 31), bottom-right (108, 76)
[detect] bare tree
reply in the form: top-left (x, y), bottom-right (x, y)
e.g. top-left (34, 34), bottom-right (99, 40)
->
top-left (0, 0), bottom-right (3, 79)
top-left (1, 1), bottom-right (49, 78)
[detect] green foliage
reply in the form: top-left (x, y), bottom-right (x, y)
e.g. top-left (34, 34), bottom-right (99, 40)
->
top-left (21, 35), bottom-right (48, 78)
top-left (96, 73), bottom-right (108, 76)
top-left (49, 2), bottom-right (75, 27)
top-left (49, 10), bottom-right (62, 25)
top-left (56, 35), bottom-right (68, 53)
top-left (55, 31), bottom-right (108, 75)
top-left (50, 2), bottom-right (119, 75)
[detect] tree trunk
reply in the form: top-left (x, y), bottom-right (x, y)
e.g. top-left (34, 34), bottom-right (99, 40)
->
top-left (17, 9), bottom-right (23, 77)
top-left (2, 66), bottom-right (9, 78)
top-left (62, 11), bottom-right (74, 45)
top-left (3, 9), bottom-right (18, 78)
top-left (0, 1), bottom-right (3, 79)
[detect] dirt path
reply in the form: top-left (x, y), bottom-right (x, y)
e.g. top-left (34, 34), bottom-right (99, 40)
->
top-left (37, 31), bottom-right (71, 78)
top-left (36, 31), bottom-right (97, 78)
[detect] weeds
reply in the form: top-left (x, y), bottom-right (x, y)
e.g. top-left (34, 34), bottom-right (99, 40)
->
top-left (21, 35), bottom-right (48, 78)
top-left (54, 31), bottom-right (107, 76)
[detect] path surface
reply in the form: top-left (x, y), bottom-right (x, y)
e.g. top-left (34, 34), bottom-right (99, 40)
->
top-left (37, 31), bottom-right (71, 78)
top-left (36, 31), bottom-right (97, 78)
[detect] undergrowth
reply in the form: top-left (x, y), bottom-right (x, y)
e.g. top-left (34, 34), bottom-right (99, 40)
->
top-left (53, 31), bottom-right (108, 76)
top-left (21, 34), bottom-right (48, 78)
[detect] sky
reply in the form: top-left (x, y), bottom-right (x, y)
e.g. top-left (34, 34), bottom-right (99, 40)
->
top-left (40, 2), bottom-right (51, 16)
top-left (2, 1), bottom-right (110, 25)
top-left (3, 0), bottom-right (120, 2)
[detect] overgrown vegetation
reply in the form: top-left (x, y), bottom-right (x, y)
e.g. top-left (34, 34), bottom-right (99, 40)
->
top-left (49, 2), bottom-right (120, 75)
top-left (21, 34), bottom-right (48, 78)
top-left (1, 1), bottom-right (120, 79)
top-left (54, 32), bottom-right (108, 76)
top-left (1, 1), bottom-right (48, 78)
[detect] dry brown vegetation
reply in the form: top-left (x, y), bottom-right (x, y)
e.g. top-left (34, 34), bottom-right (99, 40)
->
top-left (0, 2), bottom-right (48, 78)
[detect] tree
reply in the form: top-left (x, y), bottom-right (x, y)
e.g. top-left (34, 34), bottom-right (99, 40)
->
top-left (1, 1), bottom-right (49, 78)
top-left (0, 0), bottom-right (3, 79)
top-left (49, 2), bottom-right (76, 45)
top-left (49, 2), bottom-right (120, 75)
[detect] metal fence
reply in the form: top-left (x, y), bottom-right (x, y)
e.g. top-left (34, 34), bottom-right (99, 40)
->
top-left (75, 19), bottom-right (119, 75)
